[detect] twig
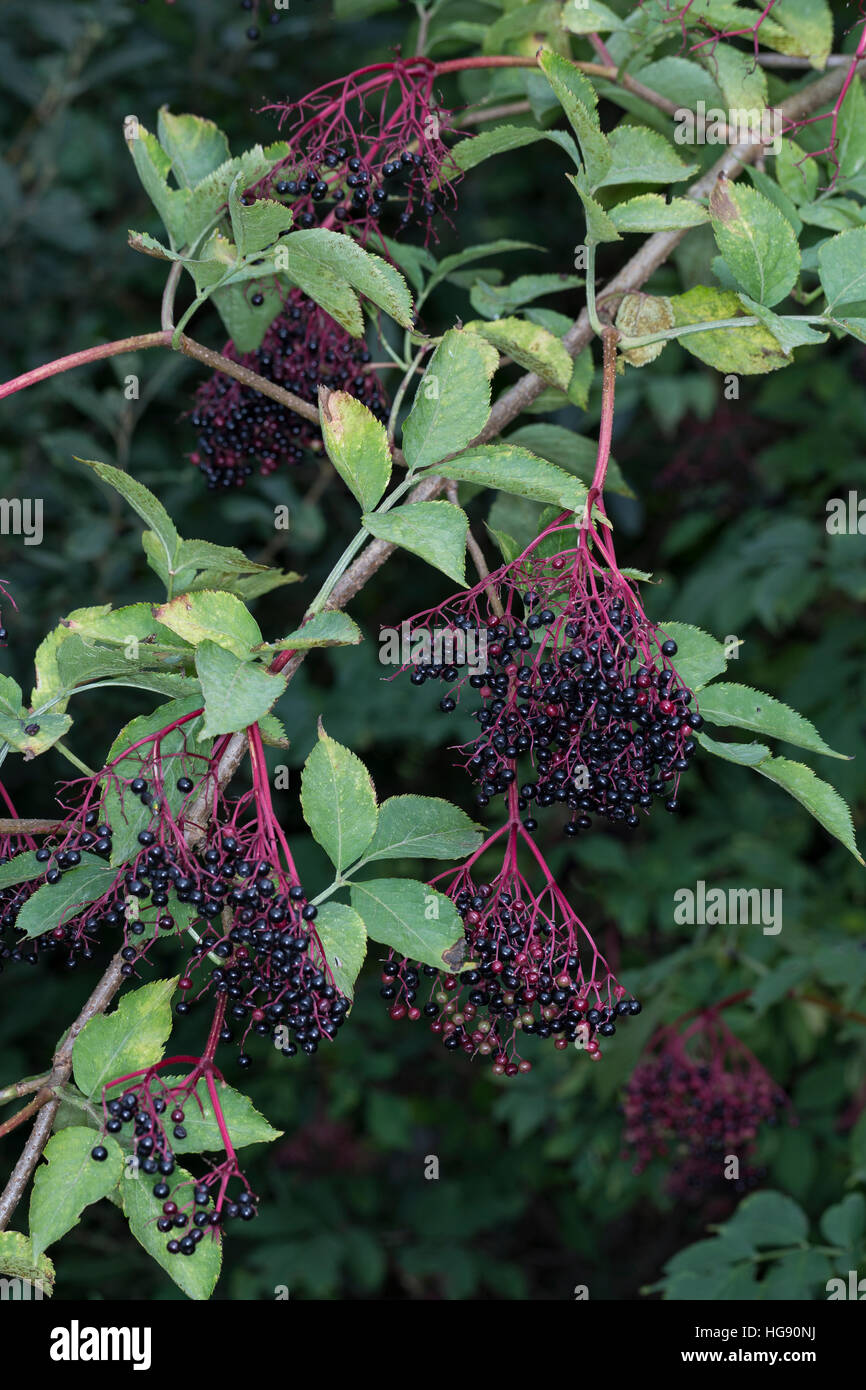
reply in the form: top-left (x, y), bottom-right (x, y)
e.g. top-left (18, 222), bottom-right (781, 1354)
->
top-left (445, 480), bottom-right (504, 617)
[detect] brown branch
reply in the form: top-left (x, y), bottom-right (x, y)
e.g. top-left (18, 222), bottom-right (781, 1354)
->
top-left (0, 1091), bottom-right (51, 1140)
top-left (0, 1073), bottom-right (50, 1105)
top-left (445, 480), bottom-right (504, 617)
top-left (0, 818), bottom-right (63, 835)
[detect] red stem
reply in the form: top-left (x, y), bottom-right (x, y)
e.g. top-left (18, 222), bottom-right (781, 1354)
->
top-left (0, 333), bottom-right (170, 402)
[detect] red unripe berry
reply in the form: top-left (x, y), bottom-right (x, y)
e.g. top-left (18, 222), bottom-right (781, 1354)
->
top-left (389, 1004), bottom-right (407, 1020)
top-left (408, 1007), bottom-right (421, 1021)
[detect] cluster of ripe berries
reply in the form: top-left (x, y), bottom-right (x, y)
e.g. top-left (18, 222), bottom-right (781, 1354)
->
top-left (0, 810), bottom-right (114, 971)
top-left (179, 828), bottom-right (350, 1064)
top-left (407, 585), bottom-right (702, 834)
top-left (90, 1082), bottom-right (258, 1258)
top-left (381, 875), bottom-right (641, 1074)
top-left (623, 1022), bottom-right (788, 1199)
top-left (265, 147), bottom-right (441, 238)
top-left (189, 291), bottom-right (388, 487)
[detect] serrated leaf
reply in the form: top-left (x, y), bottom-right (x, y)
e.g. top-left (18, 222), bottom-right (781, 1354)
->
top-left (301, 725), bottom-right (378, 872)
top-left (562, 0), bottom-right (625, 32)
top-left (174, 539), bottom-right (270, 575)
top-left (275, 235), bottom-right (363, 336)
top-left (126, 125), bottom-right (189, 249)
top-left (152, 590), bottom-right (262, 658)
top-left (449, 125), bottom-right (567, 174)
top-left (762, 0), bottom-right (832, 67)
top-left (669, 285), bottom-right (790, 372)
top-left (775, 139), bottom-right (819, 206)
top-left (0, 710), bottom-right (72, 759)
top-left (0, 851), bottom-right (47, 891)
top-left (257, 611), bottom-right (362, 652)
top-left (710, 180), bottom-right (800, 307)
top-left (820, 1193), bottom-right (865, 1251)
top-left (157, 109), bottom-right (231, 189)
top-left (128, 229), bottom-right (178, 261)
top-left (710, 42), bottom-right (768, 110)
top-left (361, 796), bottom-right (483, 863)
top-left (81, 459), bottom-right (180, 579)
top-left (736, 294), bottom-right (828, 350)
top-left (504, 423), bottom-right (631, 496)
top-left (284, 229), bottom-right (413, 327)
top-left (196, 641), bottom-right (287, 738)
top-left (72, 977), bottom-right (178, 1098)
top-left (469, 272), bottom-right (583, 321)
top-left (721, 1190), bottom-right (810, 1249)
top-left (616, 292), bottom-right (675, 366)
top-left (538, 50), bottom-right (611, 188)
top-left (436, 444), bottom-right (588, 511)
top-left (818, 227), bottom-right (866, 340)
top-left (426, 239), bottom-right (542, 296)
top-left (350, 878), bottom-right (465, 971)
top-left (0, 1232), bottom-right (54, 1297)
top-left (697, 682), bottom-right (847, 758)
top-left (696, 731), bottom-right (772, 766)
top-left (156, 1076), bottom-right (281, 1152)
top-left (609, 194), bottom-right (708, 233)
top-left (361, 501), bottom-right (468, 586)
top-left (319, 391), bottom-right (392, 511)
top-left (312, 902), bottom-right (367, 998)
top-left (657, 621), bottom-right (728, 690)
top-left (402, 330), bottom-right (493, 472)
top-left (465, 317), bottom-right (573, 391)
top-left (122, 1159), bottom-right (221, 1300)
top-left (597, 124), bottom-right (697, 188)
top-left (15, 858), bottom-right (118, 940)
top-left (228, 188), bottom-right (293, 258)
top-left (751, 756), bottom-right (863, 864)
top-left (29, 1128), bottom-right (123, 1261)
top-left (567, 170), bottom-right (621, 244)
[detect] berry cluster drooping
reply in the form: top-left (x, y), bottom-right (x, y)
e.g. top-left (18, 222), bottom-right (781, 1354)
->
top-left (188, 291), bottom-right (388, 487)
top-left (622, 1010), bottom-right (790, 1199)
top-left (255, 58), bottom-right (461, 243)
top-left (398, 520), bottom-right (702, 835)
top-left (382, 812), bottom-right (641, 1075)
top-left (89, 1044), bottom-right (259, 1260)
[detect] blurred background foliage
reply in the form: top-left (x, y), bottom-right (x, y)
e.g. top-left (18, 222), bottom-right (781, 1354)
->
top-left (0, 0), bottom-right (864, 1300)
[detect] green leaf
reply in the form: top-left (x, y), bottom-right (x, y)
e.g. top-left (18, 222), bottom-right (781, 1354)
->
top-left (504, 423), bottom-right (632, 496)
top-left (820, 1193), bottom-right (865, 1251)
top-left (128, 229), bottom-right (178, 261)
top-left (81, 459), bottom-right (180, 577)
top-left (762, 0), bottom-right (832, 67)
top-left (122, 1160), bottom-right (221, 1300)
top-left (72, 977), bottom-right (178, 1098)
top-left (0, 710), bottom-right (71, 759)
top-left (696, 732), bottom-right (772, 767)
top-left (751, 756), bottom-right (863, 865)
top-left (156, 1076), bottom-right (282, 1152)
top-left (710, 42), bottom-right (768, 110)
top-left (464, 317), bottom-right (573, 391)
top-left (402, 329), bottom-right (493, 472)
top-left (775, 139), bottom-right (819, 206)
top-left (180, 142), bottom-right (290, 249)
top-left (597, 124), bottom-right (697, 188)
top-left (616, 292), bottom-right (675, 366)
top-left (319, 391), bottom-right (392, 511)
top-left (721, 1190), bottom-right (810, 1249)
top-left (669, 285), bottom-right (790, 373)
top-left (361, 796), bottom-right (483, 864)
top-left (15, 857), bottom-right (118, 940)
top-left (609, 194), bottom-right (708, 233)
top-left (196, 641), bottom-right (287, 738)
top-left (284, 229), bottom-right (413, 327)
top-left (818, 227), bottom-right (866, 340)
top-left (561, 0), bottom-right (625, 32)
top-left (436, 444), bottom-right (588, 511)
top-left (152, 590), bottom-right (262, 658)
top-left (103, 695), bottom-right (205, 767)
top-left (449, 125), bottom-right (570, 174)
top-left (229, 189), bottom-right (293, 258)
top-left (657, 621), bottom-right (729, 690)
top-left (696, 682), bottom-right (847, 758)
top-left (0, 851), bottom-right (48, 891)
top-left (709, 180), bottom-right (800, 307)
top-left (275, 234), bottom-right (363, 336)
top-left (425, 239), bottom-right (542, 297)
top-left (29, 1128), bottom-right (123, 1261)
top-left (0, 1232), bottom-right (54, 1297)
top-left (361, 501), bottom-right (468, 586)
top-left (300, 724), bottom-right (378, 872)
top-left (736, 294), bottom-right (828, 351)
top-left (174, 539), bottom-right (271, 577)
top-left (312, 902), bottom-right (367, 998)
top-left (538, 50), bottom-right (611, 188)
top-left (350, 878), bottom-right (466, 971)
top-left (469, 273), bottom-right (584, 321)
top-left (836, 76), bottom-right (866, 180)
top-left (258, 610), bottom-right (362, 652)
top-left (156, 109), bottom-right (231, 189)
top-left (566, 170), bottom-right (622, 244)
top-left (126, 125), bottom-right (189, 249)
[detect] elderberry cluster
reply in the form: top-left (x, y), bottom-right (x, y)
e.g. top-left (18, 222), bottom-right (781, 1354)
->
top-left (180, 829), bottom-right (350, 1063)
top-left (189, 292), bottom-right (388, 487)
top-left (90, 1084), bottom-right (258, 1259)
top-left (623, 1033), bottom-right (788, 1199)
top-left (407, 588), bottom-right (702, 834)
top-left (265, 146), bottom-right (442, 238)
top-left (382, 877), bottom-right (641, 1074)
